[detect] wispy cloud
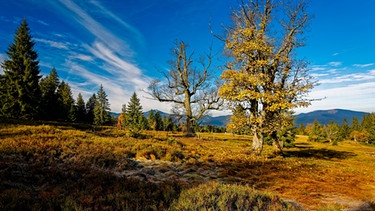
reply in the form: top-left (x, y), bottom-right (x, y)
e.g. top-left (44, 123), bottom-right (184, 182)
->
top-left (34, 38), bottom-right (69, 50)
top-left (353, 63), bottom-right (374, 68)
top-left (328, 61), bottom-right (342, 67)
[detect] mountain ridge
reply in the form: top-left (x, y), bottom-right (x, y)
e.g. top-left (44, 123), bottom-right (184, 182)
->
top-left (112, 109), bottom-right (370, 127)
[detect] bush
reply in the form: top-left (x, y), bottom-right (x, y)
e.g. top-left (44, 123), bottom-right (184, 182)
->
top-left (169, 182), bottom-right (302, 211)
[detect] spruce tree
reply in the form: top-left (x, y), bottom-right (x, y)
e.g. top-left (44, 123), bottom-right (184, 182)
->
top-left (148, 110), bottom-right (155, 130)
top-left (75, 93), bottom-right (86, 122)
top-left (93, 85), bottom-right (111, 125)
top-left (154, 111), bottom-right (164, 131)
top-left (339, 118), bottom-right (350, 140)
top-left (56, 81), bottom-right (75, 121)
top-left (1, 19), bottom-right (41, 119)
top-left (39, 67), bottom-right (60, 120)
top-left (123, 92), bottom-right (144, 132)
top-left (86, 94), bottom-right (97, 124)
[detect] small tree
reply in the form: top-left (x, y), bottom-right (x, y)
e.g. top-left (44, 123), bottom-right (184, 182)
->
top-left (148, 110), bottom-right (156, 130)
top-left (86, 94), bottom-right (96, 124)
top-left (56, 81), bottom-right (75, 121)
top-left (339, 118), bottom-right (350, 140)
top-left (75, 93), bottom-right (86, 122)
top-left (1, 19), bottom-right (41, 119)
top-left (308, 120), bottom-right (325, 142)
top-left (226, 105), bottom-right (249, 135)
top-left (93, 85), bottom-right (111, 125)
top-left (148, 41), bottom-right (222, 136)
top-left (123, 92), bottom-right (144, 135)
top-left (325, 120), bottom-right (341, 144)
top-left (154, 111), bottom-right (164, 131)
top-left (39, 67), bottom-right (60, 120)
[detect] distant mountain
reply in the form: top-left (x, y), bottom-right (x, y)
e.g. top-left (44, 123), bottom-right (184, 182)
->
top-left (113, 108), bottom-right (370, 127)
top-left (294, 109), bottom-right (369, 126)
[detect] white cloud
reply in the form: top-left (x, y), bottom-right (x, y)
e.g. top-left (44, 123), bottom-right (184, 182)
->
top-left (353, 63), bottom-right (374, 68)
top-left (328, 61), bottom-right (342, 67)
top-left (34, 38), bottom-right (69, 50)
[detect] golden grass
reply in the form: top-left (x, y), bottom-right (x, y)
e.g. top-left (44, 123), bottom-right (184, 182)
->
top-left (1, 122), bottom-right (375, 210)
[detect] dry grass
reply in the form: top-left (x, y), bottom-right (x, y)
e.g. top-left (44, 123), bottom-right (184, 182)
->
top-left (1, 122), bottom-right (375, 210)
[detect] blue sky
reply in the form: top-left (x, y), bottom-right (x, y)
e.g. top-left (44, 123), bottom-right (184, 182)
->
top-left (0, 0), bottom-right (374, 115)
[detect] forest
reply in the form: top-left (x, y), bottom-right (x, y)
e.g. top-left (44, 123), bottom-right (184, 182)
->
top-left (1, 0), bottom-right (375, 210)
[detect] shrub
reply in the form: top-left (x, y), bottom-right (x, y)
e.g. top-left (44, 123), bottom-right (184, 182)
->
top-left (169, 182), bottom-right (302, 211)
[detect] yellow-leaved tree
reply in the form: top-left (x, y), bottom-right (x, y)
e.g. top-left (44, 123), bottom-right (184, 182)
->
top-left (219, 0), bottom-right (316, 155)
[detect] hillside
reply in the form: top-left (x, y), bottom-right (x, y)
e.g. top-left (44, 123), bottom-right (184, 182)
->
top-left (112, 108), bottom-right (370, 127)
top-left (294, 109), bottom-right (368, 126)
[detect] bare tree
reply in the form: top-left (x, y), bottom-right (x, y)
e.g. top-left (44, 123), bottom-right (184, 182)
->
top-left (148, 41), bottom-right (222, 136)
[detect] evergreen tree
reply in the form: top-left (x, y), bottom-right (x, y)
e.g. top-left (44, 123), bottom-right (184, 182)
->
top-left (93, 85), bottom-right (111, 125)
top-left (308, 120), bottom-right (326, 142)
top-left (296, 123), bottom-right (306, 135)
top-left (39, 67), bottom-right (60, 120)
top-left (325, 120), bottom-right (341, 144)
top-left (56, 81), bottom-right (75, 121)
top-left (154, 111), bottom-right (164, 131)
top-left (148, 110), bottom-right (155, 130)
top-left (165, 116), bottom-right (174, 131)
top-left (351, 117), bottom-right (362, 132)
top-left (123, 92), bottom-right (144, 133)
top-left (361, 113), bottom-right (375, 144)
top-left (339, 118), bottom-right (350, 140)
top-left (86, 94), bottom-right (97, 124)
top-left (1, 19), bottom-right (41, 119)
top-left (75, 93), bottom-right (86, 122)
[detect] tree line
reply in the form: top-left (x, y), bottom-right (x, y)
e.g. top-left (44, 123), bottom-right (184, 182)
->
top-left (297, 114), bottom-right (375, 145)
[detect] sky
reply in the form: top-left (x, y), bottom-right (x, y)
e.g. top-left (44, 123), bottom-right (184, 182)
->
top-left (0, 0), bottom-right (374, 116)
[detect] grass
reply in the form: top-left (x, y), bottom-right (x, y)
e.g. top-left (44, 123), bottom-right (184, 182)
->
top-left (1, 122), bottom-right (375, 210)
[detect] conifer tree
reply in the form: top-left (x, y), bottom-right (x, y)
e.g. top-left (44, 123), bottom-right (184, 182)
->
top-left (308, 120), bottom-right (325, 142)
top-left (75, 93), bottom-right (86, 122)
top-left (39, 67), bottom-right (60, 120)
top-left (93, 85), bottom-right (111, 125)
top-left (86, 94), bottom-right (97, 124)
top-left (351, 117), bottom-right (362, 132)
top-left (154, 111), bottom-right (164, 131)
top-left (123, 92), bottom-right (144, 132)
top-left (164, 116), bottom-right (174, 131)
top-left (1, 19), bottom-right (41, 119)
top-left (339, 118), bottom-right (350, 140)
top-left (56, 81), bottom-right (75, 121)
top-left (148, 110), bottom-right (156, 130)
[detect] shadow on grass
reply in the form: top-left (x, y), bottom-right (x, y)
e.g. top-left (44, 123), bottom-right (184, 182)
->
top-left (285, 148), bottom-right (357, 160)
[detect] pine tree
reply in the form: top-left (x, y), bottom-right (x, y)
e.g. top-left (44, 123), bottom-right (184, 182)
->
top-left (361, 113), bottom-right (375, 144)
top-left (148, 110), bottom-right (155, 130)
top-left (154, 111), bottom-right (164, 131)
top-left (1, 19), bottom-right (41, 119)
top-left (75, 93), bottom-right (86, 122)
top-left (308, 120), bottom-right (326, 142)
top-left (339, 118), bottom-right (350, 140)
top-left (123, 92), bottom-right (144, 133)
top-left (56, 81), bottom-right (75, 121)
top-left (351, 117), bottom-right (362, 132)
top-left (86, 94), bottom-right (96, 124)
top-left (39, 67), bottom-right (60, 120)
top-left (164, 116), bottom-right (174, 131)
top-left (93, 85), bottom-right (111, 125)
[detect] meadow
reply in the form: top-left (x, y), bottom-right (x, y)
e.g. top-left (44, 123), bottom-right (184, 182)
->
top-left (0, 121), bottom-right (374, 210)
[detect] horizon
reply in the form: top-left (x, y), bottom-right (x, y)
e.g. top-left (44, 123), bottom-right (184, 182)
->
top-left (1, 0), bottom-right (374, 115)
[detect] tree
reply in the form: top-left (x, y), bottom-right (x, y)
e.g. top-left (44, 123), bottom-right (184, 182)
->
top-left (94, 85), bottom-right (111, 125)
top-left (219, 0), bottom-right (314, 155)
top-left (1, 19), bottom-right (41, 119)
top-left (39, 67), bottom-right (60, 120)
top-left (86, 94), bottom-right (96, 124)
top-left (164, 116), bottom-right (175, 132)
top-left (339, 118), bottom-right (350, 140)
top-left (123, 92), bottom-right (144, 133)
top-left (324, 120), bottom-right (341, 144)
top-left (148, 110), bottom-right (156, 130)
top-left (56, 81), bottom-right (75, 121)
top-left (361, 113), bottom-right (375, 144)
top-left (226, 105), bottom-right (250, 135)
top-left (154, 111), bottom-right (164, 131)
top-left (148, 41), bottom-right (222, 136)
top-left (308, 120), bottom-right (325, 142)
top-left (75, 93), bottom-right (86, 122)
top-left (296, 123), bottom-right (306, 135)
top-left (351, 117), bottom-right (361, 132)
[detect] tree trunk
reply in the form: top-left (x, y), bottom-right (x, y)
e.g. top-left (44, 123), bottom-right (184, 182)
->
top-left (271, 131), bottom-right (284, 155)
top-left (252, 130), bottom-right (263, 155)
top-left (184, 116), bottom-right (195, 136)
top-left (184, 93), bottom-right (195, 137)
